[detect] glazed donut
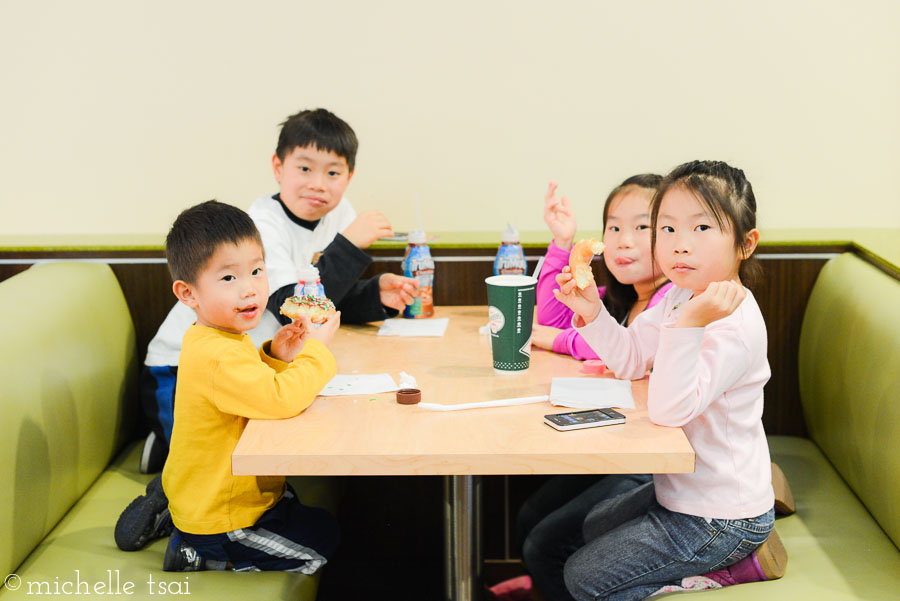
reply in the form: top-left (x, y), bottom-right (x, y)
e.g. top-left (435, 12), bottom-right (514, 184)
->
top-left (568, 238), bottom-right (605, 289)
top-left (280, 294), bottom-right (337, 324)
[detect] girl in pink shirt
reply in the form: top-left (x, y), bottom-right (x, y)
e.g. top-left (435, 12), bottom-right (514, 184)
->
top-left (551, 161), bottom-right (777, 601)
top-left (516, 175), bottom-right (671, 601)
top-left (533, 175), bottom-right (672, 361)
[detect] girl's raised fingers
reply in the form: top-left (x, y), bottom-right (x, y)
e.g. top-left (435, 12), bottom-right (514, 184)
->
top-left (545, 181), bottom-right (559, 206)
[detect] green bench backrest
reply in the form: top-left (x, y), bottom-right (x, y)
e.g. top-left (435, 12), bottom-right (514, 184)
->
top-left (799, 253), bottom-right (900, 549)
top-left (0, 262), bottom-right (138, 577)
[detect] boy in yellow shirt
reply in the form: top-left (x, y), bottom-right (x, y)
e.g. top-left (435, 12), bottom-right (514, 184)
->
top-left (157, 200), bottom-right (339, 572)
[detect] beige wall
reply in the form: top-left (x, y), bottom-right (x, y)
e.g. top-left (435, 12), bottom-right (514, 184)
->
top-left (2, 0), bottom-right (898, 236)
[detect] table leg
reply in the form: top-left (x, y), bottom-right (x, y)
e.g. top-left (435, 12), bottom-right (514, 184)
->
top-left (444, 475), bottom-right (483, 601)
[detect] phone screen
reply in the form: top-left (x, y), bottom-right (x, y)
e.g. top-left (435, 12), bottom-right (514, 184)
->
top-left (544, 408), bottom-right (625, 430)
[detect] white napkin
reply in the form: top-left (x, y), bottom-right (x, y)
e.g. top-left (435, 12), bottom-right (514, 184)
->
top-left (548, 377), bottom-right (635, 410)
top-left (378, 318), bottom-right (450, 337)
top-left (319, 374), bottom-right (399, 396)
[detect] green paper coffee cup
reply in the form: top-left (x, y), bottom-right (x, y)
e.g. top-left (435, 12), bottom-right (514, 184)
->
top-left (485, 275), bottom-right (537, 375)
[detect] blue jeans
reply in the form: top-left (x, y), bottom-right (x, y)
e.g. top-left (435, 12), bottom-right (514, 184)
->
top-left (521, 475), bottom-right (652, 601)
top-left (564, 481), bottom-right (774, 601)
top-left (516, 475), bottom-right (603, 552)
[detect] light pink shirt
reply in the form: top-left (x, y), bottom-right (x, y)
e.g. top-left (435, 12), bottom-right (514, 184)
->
top-left (575, 286), bottom-right (774, 519)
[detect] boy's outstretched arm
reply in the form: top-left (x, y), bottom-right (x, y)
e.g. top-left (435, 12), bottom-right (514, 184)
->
top-left (265, 234), bottom-right (371, 326)
top-left (378, 273), bottom-right (419, 311)
top-left (211, 335), bottom-right (338, 420)
top-left (314, 235), bottom-right (372, 304)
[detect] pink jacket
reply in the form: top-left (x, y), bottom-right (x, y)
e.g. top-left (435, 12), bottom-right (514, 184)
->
top-left (575, 286), bottom-right (774, 519)
top-left (536, 241), bottom-right (672, 360)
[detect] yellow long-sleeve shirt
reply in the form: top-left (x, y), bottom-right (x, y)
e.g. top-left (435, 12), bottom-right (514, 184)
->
top-left (162, 324), bottom-right (337, 535)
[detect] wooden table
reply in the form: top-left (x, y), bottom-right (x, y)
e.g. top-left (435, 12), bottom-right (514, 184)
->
top-left (233, 306), bottom-right (695, 600)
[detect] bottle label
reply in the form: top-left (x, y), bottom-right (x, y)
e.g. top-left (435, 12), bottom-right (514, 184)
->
top-left (403, 244), bottom-right (435, 318)
top-left (297, 280), bottom-right (325, 297)
top-left (494, 243), bottom-right (527, 276)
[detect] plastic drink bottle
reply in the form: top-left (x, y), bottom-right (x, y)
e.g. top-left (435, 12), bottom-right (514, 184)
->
top-left (494, 223), bottom-right (527, 276)
top-left (296, 265), bottom-right (325, 297)
top-left (402, 230), bottom-right (435, 318)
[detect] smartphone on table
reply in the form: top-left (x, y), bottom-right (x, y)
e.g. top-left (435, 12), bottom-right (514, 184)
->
top-left (543, 408), bottom-right (626, 431)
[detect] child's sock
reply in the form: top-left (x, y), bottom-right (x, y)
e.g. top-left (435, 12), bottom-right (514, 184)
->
top-left (650, 576), bottom-right (722, 596)
top-left (703, 529), bottom-right (787, 586)
top-left (485, 575), bottom-right (532, 601)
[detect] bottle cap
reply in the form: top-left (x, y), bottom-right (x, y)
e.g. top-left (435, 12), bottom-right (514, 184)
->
top-left (296, 264), bottom-right (320, 282)
top-left (501, 223), bottom-right (519, 243)
top-left (396, 388), bottom-right (422, 404)
top-left (408, 229), bottom-right (427, 244)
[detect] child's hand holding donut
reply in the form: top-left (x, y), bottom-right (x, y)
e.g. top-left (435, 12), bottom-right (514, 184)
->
top-left (675, 280), bottom-right (746, 328)
top-left (304, 311), bottom-right (341, 346)
top-left (553, 266), bottom-right (602, 327)
top-left (543, 181), bottom-right (576, 251)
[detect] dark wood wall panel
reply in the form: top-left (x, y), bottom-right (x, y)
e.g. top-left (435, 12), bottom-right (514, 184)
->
top-left (109, 263), bottom-right (178, 366)
top-left (755, 257), bottom-right (829, 438)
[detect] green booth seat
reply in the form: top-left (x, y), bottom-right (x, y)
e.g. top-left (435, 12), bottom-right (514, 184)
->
top-left (1, 262), bottom-right (339, 600)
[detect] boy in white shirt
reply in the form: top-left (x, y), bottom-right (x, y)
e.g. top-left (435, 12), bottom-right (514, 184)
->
top-left (116, 109), bottom-right (417, 552)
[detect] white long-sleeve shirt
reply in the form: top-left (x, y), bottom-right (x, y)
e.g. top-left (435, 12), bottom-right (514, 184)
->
top-left (575, 286), bottom-right (774, 519)
top-left (145, 195), bottom-right (356, 366)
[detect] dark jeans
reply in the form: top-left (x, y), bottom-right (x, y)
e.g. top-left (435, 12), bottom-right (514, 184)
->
top-left (183, 485), bottom-right (339, 573)
top-left (520, 474), bottom-right (652, 601)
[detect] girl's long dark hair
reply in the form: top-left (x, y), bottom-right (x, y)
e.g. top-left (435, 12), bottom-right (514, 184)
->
top-left (598, 174), bottom-right (666, 323)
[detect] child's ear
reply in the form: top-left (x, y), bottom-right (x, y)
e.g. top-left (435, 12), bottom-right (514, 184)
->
top-left (741, 229), bottom-right (760, 259)
top-left (173, 280), bottom-right (199, 309)
top-left (271, 153), bottom-right (284, 182)
top-left (347, 169), bottom-right (355, 184)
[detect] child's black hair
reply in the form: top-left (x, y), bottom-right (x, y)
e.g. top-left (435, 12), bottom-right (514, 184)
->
top-left (275, 108), bottom-right (359, 171)
top-left (650, 160), bottom-right (762, 289)
top-left (165, 200), bottom-right (263, 284)
top-left (599, 174), bottom-right (667, 323)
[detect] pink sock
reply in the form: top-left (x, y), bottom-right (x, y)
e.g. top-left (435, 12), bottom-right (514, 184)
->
top-left (487, 575), bottom-right (532, 601)
top-left (704, 551), bottom-right (767, 586)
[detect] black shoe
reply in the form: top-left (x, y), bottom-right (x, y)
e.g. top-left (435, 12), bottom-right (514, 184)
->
top-left (163, 531), bottom-right (205, 572)
top-left (140, 431), bottom-right (168, 474)
top-left (114, 474), bottom-right (173, 551)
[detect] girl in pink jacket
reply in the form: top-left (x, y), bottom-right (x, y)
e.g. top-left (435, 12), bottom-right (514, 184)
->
top-left (552, 160), bottom-right (779, 601)
top-left (516, 175), bottom-right (672, 601)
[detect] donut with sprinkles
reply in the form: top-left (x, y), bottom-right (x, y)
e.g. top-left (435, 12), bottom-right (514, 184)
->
top-left (279, 294), bottom-right (337, 324)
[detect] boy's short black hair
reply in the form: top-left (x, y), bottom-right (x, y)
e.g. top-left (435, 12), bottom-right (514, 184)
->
top-left (165, 200), bottom-right (263, 284)
top-left (276, 108), bottom-right (358, 171)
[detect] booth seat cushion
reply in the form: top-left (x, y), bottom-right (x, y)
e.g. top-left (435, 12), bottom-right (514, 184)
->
top-left (0, 262), bottom-right (137, 578)
top-left (798, 253), bottom-right (900, 548)
top-left (1, 442), bottom-right (341, 600)
top-left (675, 436), bottom-right (900, 601)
